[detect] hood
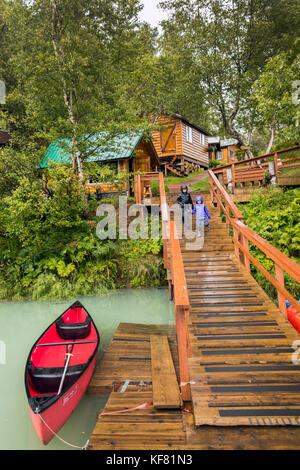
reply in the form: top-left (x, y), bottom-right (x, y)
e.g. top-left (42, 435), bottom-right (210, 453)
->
top-left (195, 196), bottom-right (203, 203)
top-left (180, 184), bottom-right (188, 192)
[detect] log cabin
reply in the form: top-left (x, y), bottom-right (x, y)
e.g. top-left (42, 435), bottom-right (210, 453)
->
top-left (150, 114), bottom-right (212, 176)
top-left (41, 131), bottom-right (161, 196)
top-left (207, 137), bottom-right (240, 164)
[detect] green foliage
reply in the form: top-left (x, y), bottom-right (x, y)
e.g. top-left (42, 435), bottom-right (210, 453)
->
top-left (208, 160), bottom-right (228, 169)
top-left (117, 238), bottom-right (165, 288)
top-left (0, 167), bottom-right (165, 300)
top-left (252, 52), bottom-right (300, 149)
top-left (238, 188), bottom-right (300, 302)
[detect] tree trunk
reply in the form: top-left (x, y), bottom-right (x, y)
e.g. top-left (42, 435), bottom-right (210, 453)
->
top-left (219, 100), bottom-right (254, 160)
top-left (265, 113), bottom-right (276, 155)
top-left (50, 1), bottom-right (84, 178)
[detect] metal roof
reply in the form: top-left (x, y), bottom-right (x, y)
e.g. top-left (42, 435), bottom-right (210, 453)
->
top-left (40, 131), bottom-right (160, 168)
top-left (220, 138), bottom-right (239, 148)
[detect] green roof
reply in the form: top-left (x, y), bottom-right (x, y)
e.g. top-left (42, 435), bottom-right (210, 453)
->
top-left (40, 131), bottom-right (160, 168)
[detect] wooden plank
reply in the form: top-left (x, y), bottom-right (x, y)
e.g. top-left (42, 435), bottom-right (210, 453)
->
top-left (150, 335), bottom-right (182, 409)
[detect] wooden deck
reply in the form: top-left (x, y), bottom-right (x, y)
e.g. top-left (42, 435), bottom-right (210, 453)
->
top-left (88, 323), bottom-right (179, 394)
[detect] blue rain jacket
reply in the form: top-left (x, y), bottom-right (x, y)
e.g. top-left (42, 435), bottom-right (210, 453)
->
top-left (190, 196), bottom-right (211, 222)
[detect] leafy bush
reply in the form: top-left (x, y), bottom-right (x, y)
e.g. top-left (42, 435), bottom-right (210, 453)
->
top-left (0, 166), bottom-right (166, 300)
top-left (238, 188), bottom-right (300, 303)
top-left (209, 159), bottom-right (228, 168)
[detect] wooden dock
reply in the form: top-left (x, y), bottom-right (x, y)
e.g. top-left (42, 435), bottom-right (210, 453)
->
top-left (87, 170), bottom-right (300, 450)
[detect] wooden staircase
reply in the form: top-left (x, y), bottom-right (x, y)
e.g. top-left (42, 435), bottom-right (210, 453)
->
top-left (167, 191), bottom-right (300, 428)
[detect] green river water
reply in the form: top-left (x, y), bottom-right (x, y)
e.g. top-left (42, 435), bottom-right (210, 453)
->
top-left (0, 288), bottom-right (173, 450)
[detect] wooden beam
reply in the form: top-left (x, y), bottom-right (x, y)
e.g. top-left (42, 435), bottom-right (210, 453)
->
top-left (150, 335), bottom-right (182, 409)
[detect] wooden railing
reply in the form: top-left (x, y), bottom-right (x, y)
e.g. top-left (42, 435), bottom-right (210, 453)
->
top-left (134, 171), bottom-right (160, 204)
top-left (212, 146), bottom-right (300, 191)
top-left (169, 220), bottom-right (191, 401)
top-left (157, 171), bottom-right (191, 401)
top-left (209, 169), bottom-right (300, 318)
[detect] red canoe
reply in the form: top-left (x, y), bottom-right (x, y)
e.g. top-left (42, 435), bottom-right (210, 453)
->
top-left (25, 300), bottom-right (100, 445)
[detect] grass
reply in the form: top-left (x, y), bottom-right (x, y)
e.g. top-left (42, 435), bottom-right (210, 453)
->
top-left (278, 165), bottom-right (300, 178)
top-left (151, 170), bottom-right (206, 195)
top-left (190, 176), bottom-right (210, 192)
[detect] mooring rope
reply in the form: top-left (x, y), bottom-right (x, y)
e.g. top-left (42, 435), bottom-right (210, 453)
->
top-left (38, 414), bottom-right (89, 450)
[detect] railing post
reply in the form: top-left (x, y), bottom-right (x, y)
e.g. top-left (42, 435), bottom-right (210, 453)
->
top-left (275, 264), bottom-right (287, 317)
top-left (209, 176), bottom-right (214, 204)
top-left (233, 227), bottom-right (240, 260)
top-left (274, 152), bottom-right (278, 179)
top-left (241, 235), bottom-right (251, 273)
top-left (232, 163), bottom-right (236, 191)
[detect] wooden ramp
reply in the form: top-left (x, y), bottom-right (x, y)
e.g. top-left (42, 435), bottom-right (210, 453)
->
top-left (178, 195), bottom-right (300, 427)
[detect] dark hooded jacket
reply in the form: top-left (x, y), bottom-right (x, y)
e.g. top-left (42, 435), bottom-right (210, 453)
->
top-left (177, 185), bottom-right (193, 209)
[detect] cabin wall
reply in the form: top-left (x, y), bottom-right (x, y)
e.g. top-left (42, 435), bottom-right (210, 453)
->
top-left (215, 145), bottom-right (239, 164)
top-left (151, 114), bottom-right (209, 168)
top-left (181, 122), bottom-right (208, 167)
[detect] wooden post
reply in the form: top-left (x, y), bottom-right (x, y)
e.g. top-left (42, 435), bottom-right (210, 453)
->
top-left (275, 264), bottom-right (287, 317)
top-left (242, 235), bottom-right (251, 273)
top-left (216, 188), bottom-right (221, 216)
top-left (225, 199), bottom-right (229, 233)
top-left (274, 152), bottom-right (278, 179)
top-left (232, 163), bottom-right (236, 190)
top-left (209, 176), bottom-right (214, 204)
top-left (233, 227), bottom-right (240, 261)
top-left (137, 174), bottom-right (142, 205)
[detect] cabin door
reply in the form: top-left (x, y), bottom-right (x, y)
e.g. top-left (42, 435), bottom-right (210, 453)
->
top-left (134, 155), bottom-right (150, 173)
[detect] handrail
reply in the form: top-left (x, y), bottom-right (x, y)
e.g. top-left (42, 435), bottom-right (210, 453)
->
top-left (209, 169), bottom-right (300, 318)
top-left (169, 219), bottom-right (191, 401)
top-left (169, 220), bottom-right (190, 310)
top-left (157, 172), bottom-right (191, 401)
top-left (234, 220), bottom-right (300, 284)
top-left (211, 145), bottom-right (300, 172)
top-left (208, 170), bottom-right (244, 220)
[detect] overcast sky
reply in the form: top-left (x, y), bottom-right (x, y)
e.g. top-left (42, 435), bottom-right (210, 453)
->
top-left (139, 0), bottom-right (168, 27)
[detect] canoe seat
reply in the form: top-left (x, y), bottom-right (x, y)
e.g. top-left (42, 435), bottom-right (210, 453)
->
top-left (55, 316), bottom-right (91, 340)
top-left (28, 362), bottom-right (86, 393)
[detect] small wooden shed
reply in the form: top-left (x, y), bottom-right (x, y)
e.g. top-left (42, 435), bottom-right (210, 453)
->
top-left (41, 131), bottom-right (161, 195)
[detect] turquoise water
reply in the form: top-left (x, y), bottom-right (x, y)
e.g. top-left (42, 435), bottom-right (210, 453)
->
top-left (0, 288), bottom-right (173, 450)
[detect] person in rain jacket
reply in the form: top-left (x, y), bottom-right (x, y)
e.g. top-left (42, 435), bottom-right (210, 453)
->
top-left (190, 195), bottom-right (211, 236)
top-left (177, 184), bottom-right (193, 230)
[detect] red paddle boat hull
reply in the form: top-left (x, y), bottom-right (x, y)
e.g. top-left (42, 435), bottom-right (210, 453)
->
top-left (25, 301), bottom-right (100, 445)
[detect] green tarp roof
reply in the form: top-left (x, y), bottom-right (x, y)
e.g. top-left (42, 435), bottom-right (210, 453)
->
top-left (40, 131), bottom-right (160, 168)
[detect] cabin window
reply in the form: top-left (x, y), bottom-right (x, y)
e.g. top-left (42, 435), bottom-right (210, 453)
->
top-left (230, 149), bottom-right (235, 161)
top-left (216, 150), bottom-right (223, 161)
top-left (200, 133), bottom-right (206, 146)
top-left (186, 125), bottom-right (193, 143)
